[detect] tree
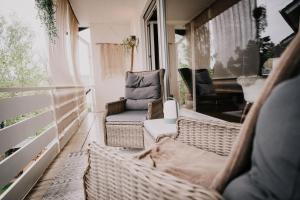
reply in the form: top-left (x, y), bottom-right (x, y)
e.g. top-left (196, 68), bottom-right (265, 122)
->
top-left (0, 16), bottom-right (47, 89)
top-left (0, 16), bottom-right (48, 128)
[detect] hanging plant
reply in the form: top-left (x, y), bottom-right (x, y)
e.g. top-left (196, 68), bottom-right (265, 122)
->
top-left (122, 35), bottom-right (139, 50)
top-left (35, 0), bottom-right (57, 42)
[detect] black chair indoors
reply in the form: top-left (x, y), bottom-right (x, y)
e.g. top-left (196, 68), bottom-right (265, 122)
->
top-left (178, 68), bottom-right (242, 114)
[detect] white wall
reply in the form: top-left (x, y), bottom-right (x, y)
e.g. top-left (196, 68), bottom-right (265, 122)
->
top-left (90, 23), bottom-right (128, 112)
top-left (90, 21), bottom-right (146, 112)
top-left (89, 0), bottom-right (149, 112)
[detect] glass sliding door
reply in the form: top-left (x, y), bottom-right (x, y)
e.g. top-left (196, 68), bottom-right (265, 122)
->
top-left (163, 0), bottom-right (297, 122)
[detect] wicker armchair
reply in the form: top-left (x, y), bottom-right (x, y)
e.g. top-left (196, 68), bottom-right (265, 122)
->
top-left (85, 116), bottom-right (241, 199)
top-left (104, 69), bottom-right (165, 149)
top-left (176, 116), bottom-right (241, 156)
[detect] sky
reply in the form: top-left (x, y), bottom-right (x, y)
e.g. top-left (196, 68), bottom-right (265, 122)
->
top-left (257, 0), bottom-right (294, 44)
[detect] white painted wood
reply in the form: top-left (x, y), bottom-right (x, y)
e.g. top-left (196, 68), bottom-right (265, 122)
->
top-left (0, 111), bottom-right (53, 154)
top-left (57, 110), bottom-right (78, 134)
top-left (78, 102), bottom-right (87, 112)
top-left (55, 96), bottom-right (77, 108)
top-left (0, 94), bottom-right (52, 122)
top-left (79, 108), bottom-right (88, 123)
top-left (0, 125), bottom-right (56, 187)
top-left (53, 90), bottom-right (77, 104)
top-left (0, 85), bottom-right (89, 93)
top-left (55, 99), bottom-right (77, 120)
top-left (59, 118), bottom-right (80, 149)
top-left (0, 142), bottom-right (59, 200)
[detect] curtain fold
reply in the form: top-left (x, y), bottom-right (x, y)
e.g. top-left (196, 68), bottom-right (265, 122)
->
top-left (47, 0), bottom-right (87, 140)
top-left (48, 0), bottom-right (81, 86)
top-left (186, 0), bottom-right (259, 79)
top-left (98, 43), bottom-right (129, 79)
top-left (210, 0), bottom-right (258, 78)
top-left (68, 4), bottom-right (81, 85)
top-left (48, 0), bottom-right (72, 86)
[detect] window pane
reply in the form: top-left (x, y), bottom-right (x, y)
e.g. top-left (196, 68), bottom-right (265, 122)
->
top-left (165, 0), bottom-right (297, 122)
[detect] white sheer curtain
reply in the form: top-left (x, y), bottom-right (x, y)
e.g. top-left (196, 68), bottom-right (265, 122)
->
top-left (48, 0), bottom-right (86, 139)
top-left (209, 0), bottom-right (259, 78)
top-left (48, 0), bottom-right (81, 86)
top-left (98, 43), bottom-right (129, 79)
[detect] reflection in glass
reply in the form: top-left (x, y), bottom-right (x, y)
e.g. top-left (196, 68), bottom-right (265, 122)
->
top-left (166, 0), bottom-right (298, 121)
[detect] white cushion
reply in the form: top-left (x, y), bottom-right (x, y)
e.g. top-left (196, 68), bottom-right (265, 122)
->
top-left (144, 119), bottom-right (177, 140)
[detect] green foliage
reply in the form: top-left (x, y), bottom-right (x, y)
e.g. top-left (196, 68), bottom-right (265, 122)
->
top-left (0, 16), bottom-right (48, 128)
top-left (35, 0), bottom-right (57, 42)
top-left (0, 16), bottom-right (47, 90)
top-left (178, 63), bottom-right (189, 104)
top-left (179, 79), bottom-right (187, 104)
top-left (3, 110), bottom-right (42, 127)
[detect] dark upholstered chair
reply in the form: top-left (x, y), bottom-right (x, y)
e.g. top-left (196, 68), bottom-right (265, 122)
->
top-left (103, 69), bottom-right (164, 148)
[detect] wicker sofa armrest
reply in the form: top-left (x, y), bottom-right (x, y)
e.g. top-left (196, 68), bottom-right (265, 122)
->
top-left (84, 142), bottom-right (223, 200)
top-left (176, 116), bottom-right (241, 156)
top-left (105, 99), bottom-right (126, 116)
top-left (147, 98), bottom-right (163, 119)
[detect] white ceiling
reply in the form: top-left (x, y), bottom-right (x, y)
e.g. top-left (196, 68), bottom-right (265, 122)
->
top-left (69, 0), bottom-right (215, 27)
top-left (166, 0), bottom-right (215, 25)
top-left (69, 0), bottom-right (147, 27)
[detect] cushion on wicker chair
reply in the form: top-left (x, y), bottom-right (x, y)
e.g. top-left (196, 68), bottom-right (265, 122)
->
top-left (126, 99), bottom-right (156, 110)
top-left (125, 71), bottom-right (161, 110)
top-left (106, 110), bottom-right (148, 122)
top-left (223, 74), bottom-right (300, 200)
top-left (136, 137), bottom-right (227, 187)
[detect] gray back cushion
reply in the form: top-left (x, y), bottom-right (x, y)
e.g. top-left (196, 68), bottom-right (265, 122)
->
top-left (125, 71), bottom-right (161, 110)
top-left (223, 74), bottom-right (300, 200)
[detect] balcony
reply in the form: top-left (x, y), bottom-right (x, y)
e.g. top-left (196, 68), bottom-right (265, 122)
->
top-left (0, 87), bottom-right (100, 199)
top-left (1, 0), bottom-right (299, 199)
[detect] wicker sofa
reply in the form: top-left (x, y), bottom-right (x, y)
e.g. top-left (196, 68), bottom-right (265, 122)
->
top-left (104, 69), bottom-right (165, 149)
top-left (85, 116), bottom-right (241, 200)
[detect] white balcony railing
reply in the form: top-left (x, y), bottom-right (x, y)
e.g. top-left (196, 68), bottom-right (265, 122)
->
top-left (0, 86), bottom-right (89, 200)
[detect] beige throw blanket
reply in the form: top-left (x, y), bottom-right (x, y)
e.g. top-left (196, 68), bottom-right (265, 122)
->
top-left (136, 137), bottom-right (227, 187)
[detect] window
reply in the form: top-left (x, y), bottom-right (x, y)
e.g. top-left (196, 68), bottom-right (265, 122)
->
top-left (165, 0), bottom-right (297, 122)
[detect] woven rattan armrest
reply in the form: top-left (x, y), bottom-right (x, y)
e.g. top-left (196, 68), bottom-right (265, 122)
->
top-left (105, 99), bottom-right (126, 116)
top-left (84, 142), bottom-right (223, 200)
top-left (176, 116), bottom-right (241, 156)
top-left (147, 98), bottom-right (163, 119)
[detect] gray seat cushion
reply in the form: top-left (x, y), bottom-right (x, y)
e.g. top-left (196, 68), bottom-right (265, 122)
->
top-left (125, 71), bottom-right (161, 110)
top-left (224, 74), bottom-right (300, 200)
top-left (106, 110), bottom-right (148, 122)
top-left (126, 99), bottom-right (155, 110)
